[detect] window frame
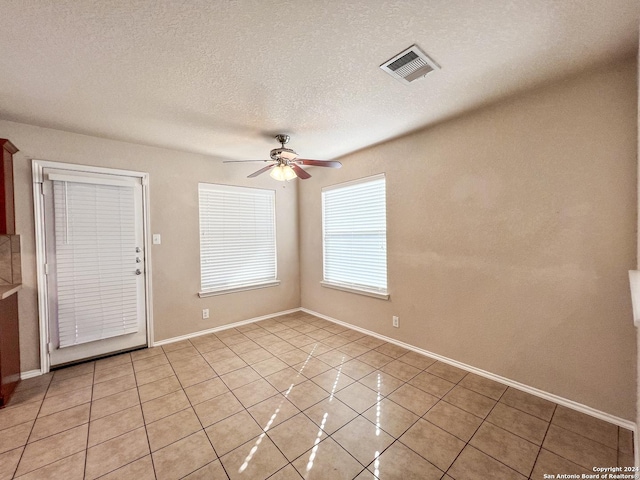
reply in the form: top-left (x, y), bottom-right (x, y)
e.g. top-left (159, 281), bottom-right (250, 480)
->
top-left (321, 173), bottom-right (389, 300)
top-left (198, 182), bottom-right (279, 297)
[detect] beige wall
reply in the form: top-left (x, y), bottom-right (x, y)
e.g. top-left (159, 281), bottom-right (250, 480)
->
top-left (300, 58), bottom-right (638, 420)
top-left (2, 121), bottom-right (300, 371)
top-left (2, 56), bottom-right (636, 420)
top-left (636, 32), bottom-right (639, 452)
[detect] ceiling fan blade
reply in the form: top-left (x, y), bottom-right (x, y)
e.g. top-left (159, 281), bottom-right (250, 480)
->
top-left (223, 160), bottom-right (269, 163)
top-left (295, 159), bottom-right (342, 168)
top-left (290, 163), bottom-right (311, 179)
top-left (247, 164), bottom-right (275, 178)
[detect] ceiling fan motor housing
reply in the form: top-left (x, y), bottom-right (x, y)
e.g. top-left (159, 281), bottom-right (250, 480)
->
top-left (270, 147), bottom-right (298, 162)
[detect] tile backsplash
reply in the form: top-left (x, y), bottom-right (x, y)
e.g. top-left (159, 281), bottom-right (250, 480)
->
top-left (0, 235), bottom-right (21, 285)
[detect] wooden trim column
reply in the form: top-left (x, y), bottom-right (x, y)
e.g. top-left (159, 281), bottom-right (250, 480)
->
top-left (0, 139), bottom-right (18, 235)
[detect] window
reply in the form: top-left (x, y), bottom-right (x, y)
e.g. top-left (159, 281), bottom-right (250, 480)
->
top-left (198, 183), bottom-right (278, 296)
top-left (322, 174), bottom-right (388, 299)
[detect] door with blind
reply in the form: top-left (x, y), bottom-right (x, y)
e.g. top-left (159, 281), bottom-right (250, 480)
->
top-left (41, 166), bottom-right (148, 367)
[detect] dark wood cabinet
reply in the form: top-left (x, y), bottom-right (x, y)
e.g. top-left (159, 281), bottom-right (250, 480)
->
top-left (0, 139), bottom-right (18, 235)
top-left (0, 293), bottom-right (20, 406)
top-left (0, 139), bottom-right (20, 406)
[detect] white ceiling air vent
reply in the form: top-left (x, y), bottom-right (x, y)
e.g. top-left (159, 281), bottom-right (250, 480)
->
top-left (380, 45), bottom-right (440, 84)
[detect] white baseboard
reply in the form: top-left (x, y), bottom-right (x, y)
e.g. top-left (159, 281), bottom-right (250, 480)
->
top-left (20, 369), bottom-right (42, 380)
top-left (152, 308), bottom-right (303, 347)
top-left (301, 307), bottom-right (637, 434)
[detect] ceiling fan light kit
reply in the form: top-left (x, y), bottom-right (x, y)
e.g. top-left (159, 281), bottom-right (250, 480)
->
top-left (270, 164), bottom-right (297, 181)
top-left (224, 134), bottom-right (342, 181)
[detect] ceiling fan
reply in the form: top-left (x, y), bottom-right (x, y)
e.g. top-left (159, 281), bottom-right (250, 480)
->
top-left (223, 134), bottom-right (342, 181)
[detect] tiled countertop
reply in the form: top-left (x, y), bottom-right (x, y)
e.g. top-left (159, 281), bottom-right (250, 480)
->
top-left (0, 284), bottom-right (21, 300)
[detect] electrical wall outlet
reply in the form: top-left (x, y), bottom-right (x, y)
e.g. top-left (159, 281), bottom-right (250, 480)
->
top-left (392, 316), bottom-right (399, 328)
top-left (202, 309), bottom-right (209, 319)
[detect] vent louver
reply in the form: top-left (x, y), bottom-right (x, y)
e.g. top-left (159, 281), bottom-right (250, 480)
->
top-left (380, 45), bottom-right (440, 84)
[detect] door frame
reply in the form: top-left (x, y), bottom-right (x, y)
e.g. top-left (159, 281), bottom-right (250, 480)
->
top-left (32, 160), bottom-right (154, 374)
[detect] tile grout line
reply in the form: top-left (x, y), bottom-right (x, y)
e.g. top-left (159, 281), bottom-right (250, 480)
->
top-left (216, 323), bottom-right (300, 477)
top-left (251, 338), bottom-right (332, 477)
top-left (82, 361), bottom-right (96, 480)
top-left (528, 403), bottom-right (558, 480)
top-left (10, 374), bottom-right (53, 479)
top-left (163, 339), bottom-right (231, 480)
top-left (494, 391), bottom-right (544, 478)
top-left (213, 327), bottom-right (299, 472)
top-left (245, 324), bottom-right (318, 470)
top-left (542, 421), bottom-right (620, 468)
top-left (549, 403), bottom-right (622, 450)
top-left (454, 382), bottom-right (622, 467)
top-left (82, 355), bottom-right (152, 479)
top-left (393, 372), bottom-right (473, 478)
top-left (330, 353), bottom-right (396, 480)
top-left (132, 353), bottom-right (159, 480)
top-left (11, 367), bottom-right (95, 479)
top-left (440, 382), bottom-right (520, 479)
top-left (78, 351), bottom-right (208, 479)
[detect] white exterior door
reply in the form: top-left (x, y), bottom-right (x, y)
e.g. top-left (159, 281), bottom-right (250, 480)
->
top-left (40, 166), bottom-right (148, 367)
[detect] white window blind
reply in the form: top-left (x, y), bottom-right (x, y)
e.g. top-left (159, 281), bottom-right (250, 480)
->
top-left (199, 183), bottom-right (277, 294)
top-left (53, 180), bottom-right (139, 348)
top-left (322, 174), bottom-right (388, 295)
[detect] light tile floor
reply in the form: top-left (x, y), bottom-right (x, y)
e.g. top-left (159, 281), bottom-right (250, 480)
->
top-left (0, 311), bottom-right (633, 479)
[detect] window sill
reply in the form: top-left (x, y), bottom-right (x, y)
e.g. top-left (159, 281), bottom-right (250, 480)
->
top-left (199, 280), bottom-right (281, 298)
top-left (320, 281), bottom-right (389, 300)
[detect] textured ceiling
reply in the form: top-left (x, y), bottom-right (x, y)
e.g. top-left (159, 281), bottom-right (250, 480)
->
top-left (0, 1), bottom-right (638, 161)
